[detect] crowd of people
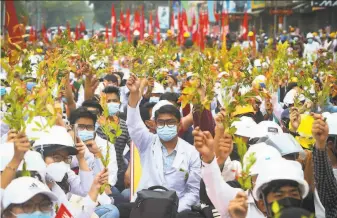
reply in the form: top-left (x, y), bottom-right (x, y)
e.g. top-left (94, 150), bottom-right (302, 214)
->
top-left (0, 24), bottom-right (337, 218)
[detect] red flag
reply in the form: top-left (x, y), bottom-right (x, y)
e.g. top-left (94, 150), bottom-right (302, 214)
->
top-left (241, 11), bottom-right (248, 40)
top-left (34, 28), bottom-right (38, 42)
top-left (105, 23), bottom-right (109, 44)
top-left (41, 23), bottom-right (48, 43)
top-left (5, 0), bottom-right (24, 48)
top-left (192, 13), bottom-right (197, 43)
top-left (126, 8), bottom-right (131, 42)
top-left (140, 6), bottom-right (145, 40)
top-left (111, 4), bottom-right (116, 40)
top-left (79, 19), bottom-right (86, 32)
top-left (119, 9), bottom-right (125, 35)
top-left (148, 12), bottom-right (153, 36)
top-left (155, 11), bottom-right (160, 43)
top-left (221, 11), bottom-right (229, 50)
top-left (29, 26), bottom-right (34, 42)
top-left (55, 204), bottom-right (74, 218)
top-left (182, 10), bottom-right (188, 34)
top-left (177, 11), bottom-right (183, 45)
top-left (199, 12), bottom-right (205, 50)
top-left (66, 21), bottom-right (71, 39)
top-left (133, 10), bottom-right (140, 33)
top-left (75, 25), bottom-right (80, 40)
top-left (170, 12), bottom-right (175, 34)
top-left (58, 26), bottom-right (62, 36)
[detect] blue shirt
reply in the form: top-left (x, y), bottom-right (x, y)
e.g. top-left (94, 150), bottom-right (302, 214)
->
top-left (161, 145), bottom-right (177, 173)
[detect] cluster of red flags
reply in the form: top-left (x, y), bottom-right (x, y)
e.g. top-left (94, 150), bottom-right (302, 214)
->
top-left (5, 0), bottom-right (251, 51)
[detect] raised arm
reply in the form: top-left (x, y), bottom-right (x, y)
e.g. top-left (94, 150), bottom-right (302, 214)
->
top-left (312, 113), bottom-right (337, 218)
top-left (126, 75), bottom-right (154, 153)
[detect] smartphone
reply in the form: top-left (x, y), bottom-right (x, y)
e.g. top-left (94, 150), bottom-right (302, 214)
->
top-left (73, 124), bottom-right (78, 144)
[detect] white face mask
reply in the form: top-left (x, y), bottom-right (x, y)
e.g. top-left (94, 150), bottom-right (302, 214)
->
top-left (45, 162), bottom-right (70, 182)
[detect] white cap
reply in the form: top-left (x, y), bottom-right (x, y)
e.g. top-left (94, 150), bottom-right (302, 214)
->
top-left (306, 32), bottom-right (313, 39)
top-left (253, 121), bottom-right (283, 138)
top-left (151, 100), bottom-right (173, 120)
top-left (33, 126), bottom-right (77, 155)
top-left (151, 82), bottom-right (165, 94)
top-left (0, 143), bottom-right (46, 174)
top-left (253, 159), bottom-right (309, 200)
top-left (252, 75), bottom-right (266, 86)
top-left (323, 112), bottom-right (337, 135)
top-left (243, 142), bottom-right (282, 176)
top-left (186, 72), bottom-right (194, 79)
top-left (144, 33), bottom-right (149, 38)
top-left (254, 59), bottom-right (262, 67)
top-left (134, 30), bottom-right (140, 36)
top-left (283, 89), bottom-right (305, 106)
top-left (217, 71), bottom-right (229, 79)
top-left (259, 133), bottom-right (304, 156)
top-left (2, 177), bottom-right (58, 210)
top-left (232, 116), bottom-right (257, 138)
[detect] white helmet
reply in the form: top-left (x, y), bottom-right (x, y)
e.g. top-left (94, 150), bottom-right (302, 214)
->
top-left (243, 143), bottom-right (282, 176)
top-left (323, 112), bottom-right (337, 135)
top-left (33, 126), bottom-right (77, 156)
top-left (306, 32), bottom-right (313, 39)
top-left (258, 133), bottom-right (304, 156)
top-left (0, 143), bottom-right (46, 174)
top-left (253, 159), bottom-right (309, 200)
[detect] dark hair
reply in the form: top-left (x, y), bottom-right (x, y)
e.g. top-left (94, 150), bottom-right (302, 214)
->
top-left (69, 107), bottom-right (97, 125)
top-left (140, 106), bottom-right (151, 122)
top-left (143, 102), bottom-right (157, 109)
top-left (261, 179), bottom-right (300, 198)
top-left (104, 74), bottom-right (118, 83)
top-left (102, 86), bottom-right (120, 100)
top-left (167, 75), bottom-right (178, 85)
top-left (82, 99), bottom-right (103, 115)
top-left (114, 72), bottom-right (124, 81)
top-left (160, 92), bottom-right (181, 107)
top-left (155, 105), bottom-right (181, 122)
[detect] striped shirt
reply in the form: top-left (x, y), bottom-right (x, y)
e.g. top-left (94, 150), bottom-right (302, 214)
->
top-left (96, 118), bottom-right (131, 175)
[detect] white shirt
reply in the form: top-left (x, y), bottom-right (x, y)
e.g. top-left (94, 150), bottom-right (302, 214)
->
top-left (126, 100), bottom-right (201, 212)
top-left (303, 42), bottom-right (320, 62)
top-left (71, 135), bottom-right (118, 187)
top-left (202, 158), bottom-right (265, 218)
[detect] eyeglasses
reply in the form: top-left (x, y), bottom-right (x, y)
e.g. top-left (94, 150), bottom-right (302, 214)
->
top-left (16, 200), bottom-right (53, 214)
top-left (156, 119), bottom-right (178, 129)
top-left (51, 154), bottom-right (72, 164)
top-left (77, 124), bottom-right (95, 131)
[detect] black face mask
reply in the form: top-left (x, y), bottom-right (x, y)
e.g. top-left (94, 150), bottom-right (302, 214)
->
top-left (265, 197), bottom-right (302, 217)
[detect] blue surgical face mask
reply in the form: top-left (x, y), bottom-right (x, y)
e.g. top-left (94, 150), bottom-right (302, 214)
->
top-left (0, 87), bottom-right (6, 96)
top-left (149, 97), bottom-right (160, 103)
top-left (61, 97), bottom-right (67, 104)
top-left (13, 211), bottom-right (52, 218)
top-left (78, 130), bottom-right (95, 142)
top-left (307, 38), bottom-right (313, 44)
top-left (95, 123), bottom-right (100, 131)
top-left (26, 82), bottom-right (37, 91)
top-left (157, 125), bottom-right (178, 142)
top-left (107, 102), bottom-right (120, 116)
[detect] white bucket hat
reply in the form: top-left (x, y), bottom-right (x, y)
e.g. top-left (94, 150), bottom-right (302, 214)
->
top-left (2, 177), bottom-right (58, 210)
top-left (253, 159), bottom-right (309, 200)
